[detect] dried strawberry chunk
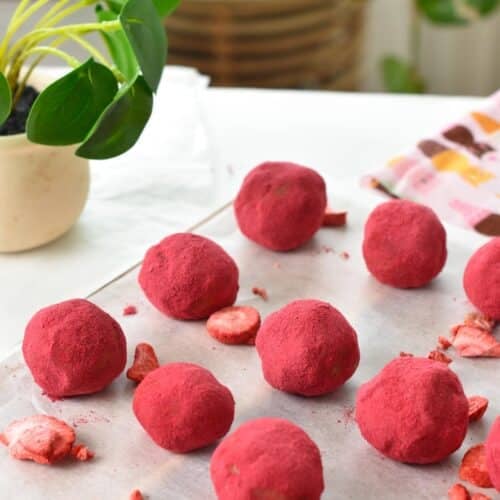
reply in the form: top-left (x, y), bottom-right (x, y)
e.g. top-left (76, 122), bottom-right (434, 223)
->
top-left (459, 444), bottom-right (493, 488)
top-left (123, 305), bottom-right (138, 316)
top-left (70, 443), bottom-right (94, 461)
top-left (448, 483), bottom-right (471, 500)
top-left (464, 312), bottom-right (495, 331)
top-left (438, 336), bottom-right (452, 350)
top-left (322, 208), bottom-right (347, 227)
top-left (252, 287), bottom-right (268, 301)
top-left (129, 490), bottom-right (144, 500)
top-left (0, 415), bottom-right (75, 464)
top-left (468, 396), bottom-right (489, 423)
top-left (399, 352), bottom-right (413, 357)
top-left (451, 326), bottom-right (500, 357)
top-left (207, 306), bottom-right (261, 345)
top-left (471, 494), bottom-right (492, 500)
top-left (126, 343), bottom-right (160, 383)
top-left (428, 349), bottom-right (452, 364)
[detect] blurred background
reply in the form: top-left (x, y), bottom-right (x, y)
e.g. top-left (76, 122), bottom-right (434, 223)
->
top-left (1, 0), bottom-right (500, 96)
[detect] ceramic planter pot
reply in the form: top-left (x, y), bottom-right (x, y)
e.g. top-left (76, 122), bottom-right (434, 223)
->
top-left (0, 71), bottom-right (90, 252)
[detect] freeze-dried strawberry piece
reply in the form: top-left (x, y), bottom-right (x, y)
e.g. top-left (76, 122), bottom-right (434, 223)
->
top-left (0, 415), bottom-right (75, 464)
top-left (399, 351), bottom-right (413, 357)
top-left (464, 312), bottom-right (495, 332)
top-left (451, 326), bottom-right (500, 357)
top-left (468, 396), bottom-right (489, 423)
top-left (428, 350), bottom-right (452, 364)
top-left (127, 343), bottom-right (160, 383)
top-left (129, 490), bottom-right (144, 500)
top-left (322, 208), bottom-right (347, 227)
top-left (459, 444), bottom-right (493, 488)
top-left (252, 286), bottom-right (268, 301)
top-left (123, 305), bottom-right (138, 316)
top-left (448, 483), bottom-right (471, 500)
top-left (438, 336), bottom-right (452, 350)
top-left (207, 306), bottom-right (261, 345)
top-left (471, 493), bottom-right (491, 500)
top-left (70, 443), bottom-right (94, 461)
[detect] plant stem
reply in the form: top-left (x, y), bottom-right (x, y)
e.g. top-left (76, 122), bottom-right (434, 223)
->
top-left (0, 0), bottom-right (32, 68)
top-left (35, 0), bottom-right (72, 28)
top-left (67, 33), bottom-right (110, 66)
top-left (41, 0), bottom-right (100, 29)
top-left (5, 20), bottom-right (121, 66)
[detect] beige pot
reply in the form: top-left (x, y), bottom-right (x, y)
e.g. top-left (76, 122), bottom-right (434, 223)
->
top-left (0, 72), bottom-right (90, 253)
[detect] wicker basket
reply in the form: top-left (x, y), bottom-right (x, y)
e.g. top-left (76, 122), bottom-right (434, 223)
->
top-left (165, 0), bottom-right (366, 89)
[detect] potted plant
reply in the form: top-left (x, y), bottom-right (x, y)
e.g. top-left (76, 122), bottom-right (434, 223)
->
top-left (0, 0), bottom-right (179, 252)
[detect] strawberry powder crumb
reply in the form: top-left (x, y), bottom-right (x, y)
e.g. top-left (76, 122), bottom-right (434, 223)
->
top-left (130, 490), bottom-right (144, 500)
top-left (252, 287), bottom-right (268, 301)
top-left (399, 352), bottom-right (414, 357)
top-left (427, 350), bottom-right (452, 364)
top-left (340, 251), bottom-right (350, 260)
top-left (70, 444), bottom-right (94, 461)
top-left (448, 483), bottom-right (471, 500)
top-left (438, 336), bottom-right (452, 350)
top-left (123, 305), bottom-right (138, 316)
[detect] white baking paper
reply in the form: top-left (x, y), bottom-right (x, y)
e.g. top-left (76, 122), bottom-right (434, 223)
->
top-left (0, 183), bottom-right (498, 500)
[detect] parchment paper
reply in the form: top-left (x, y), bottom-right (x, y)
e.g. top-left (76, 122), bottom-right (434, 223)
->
top-left (0, 182), bottom-right (498, 500)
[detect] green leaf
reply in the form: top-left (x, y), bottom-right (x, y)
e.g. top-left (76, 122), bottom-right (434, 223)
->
top-left (465, 0), bottom-right (500, 15)
top-left (76, 75), bottom-right (153, 159)
top-left (120, 0), bottom-right (167, 92)
top-left (153, 0), bottom-right (181, 16)
top-left (27, 59), bottom-right (118, 146)
top-left (417, 0), bottom-right (467, 24)
top-left (96, 6), bottom-right (139, 81)
top-left (381, 56), bottom-right (426, 94)
top-left (0, 72), bottom-right (12, 126)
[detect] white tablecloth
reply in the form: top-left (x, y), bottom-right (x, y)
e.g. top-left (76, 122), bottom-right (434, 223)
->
top-left (0, 67), bottom-right (484, 357)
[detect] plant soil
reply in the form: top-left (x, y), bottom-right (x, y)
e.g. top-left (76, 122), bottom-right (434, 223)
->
top-left (0, 86), bottom-right (39, 136)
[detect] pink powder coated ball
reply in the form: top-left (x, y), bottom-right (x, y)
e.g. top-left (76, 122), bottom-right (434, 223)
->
top-left (256, 299), bottom-right (360, 396)
top-left (485, 417), bottom-right (500, 491)
top-left (210, 417), bottom-right (324, 500)
top-left (138, 233), bottom-right (239, 320)
top-left (234, 162), bottom-right (327, 251)
top-left (356, 357), bottom-right (469, 464)
top-left (463, 237), bottom-right (500, 320)
top-left (362, 200), bottom-right (447, 288)
top-left (23, 299), bottom-right (126, 398)
top-left (133, 363), bottom-right (235, 453)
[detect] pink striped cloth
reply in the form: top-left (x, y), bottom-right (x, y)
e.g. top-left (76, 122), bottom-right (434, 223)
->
top-left (364, 91), bottom-right (500, 236)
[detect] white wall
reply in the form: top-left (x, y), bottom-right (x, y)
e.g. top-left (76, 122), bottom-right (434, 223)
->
top-left (1, 0), bottom-right (500, 95)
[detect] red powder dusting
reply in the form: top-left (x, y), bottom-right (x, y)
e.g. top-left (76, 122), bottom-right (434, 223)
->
top-left (362, 200), bottom-right (447, 288)
top-left (356, 357), bottom-right (468, 464)
top-left (206, 306), bottom-right (261, 345)
top-left (342, 405), bottom-right (356, 425)
top-left (70, 444), bottom-right (94, 461)
top-left (256, 300), bottom-right (360, 397)
top-left (468, 396), bottom-right (489, 422)
top-left (127, 343), bottom-right (160, 384)
top-left (448, 484), bottom-right (471, 500)
top-left (340, 251), bottom-right (350, 260)
top-left (129, 490), bottom-right (144, 500)
top-left (251, 286), bottom-right (268, 301)
top-left (210, 418), bottom-right (324, 500)
top-left (471, 494), bottom-right (492, 500)
top-left (23, 299), bottom-right (127, 398)
top-left (399, 351), bottom-right (414, 357)
top-left (139, 233), bottom-right (239, 320)
top-left (322, 209), bottom-right (347, 227)
top-left (427, 350), bottom-right (452, 364)
top-left (123, 305), bottom-right (137, 316)
top-left (463, 238), bottom-right (500, 320)
top-left (234, 162), bottom-right (327, 251)
top-left (459, 444), bottom-right (493, 488)
top-left (438, 336), bottom-right (453, 350)
top-left (133, 363), bottom-right (234, 453)
top-left (0, 415), bottom-right (75, 465)
top-left (485, 417), bottom-right (500, 491)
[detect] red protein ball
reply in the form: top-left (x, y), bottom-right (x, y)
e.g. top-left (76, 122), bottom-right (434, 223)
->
top-left (23, 299), bottom-right (127, 398)
top-left (256, 299), bottom-right (360, 396)
top-left (362, 200), bottom-right (447, 288)
top-left (356, 356), bottom-right (469, 464)
top-left (133, 363), bottom-right (235, 453)
top-left (234, 161), bottom-right (327, 251)
top-left (485, 417), bottom-right (500, 491)
top-left (210, 417), bottom-right (324, 500)
top-left (463, 238), bottom-right (500, 320)
top-left (138, 233), bottom-right (239, 320)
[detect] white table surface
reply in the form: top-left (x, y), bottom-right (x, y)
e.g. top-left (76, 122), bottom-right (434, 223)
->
top-left (0, 67), bottom-right (485, 358)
